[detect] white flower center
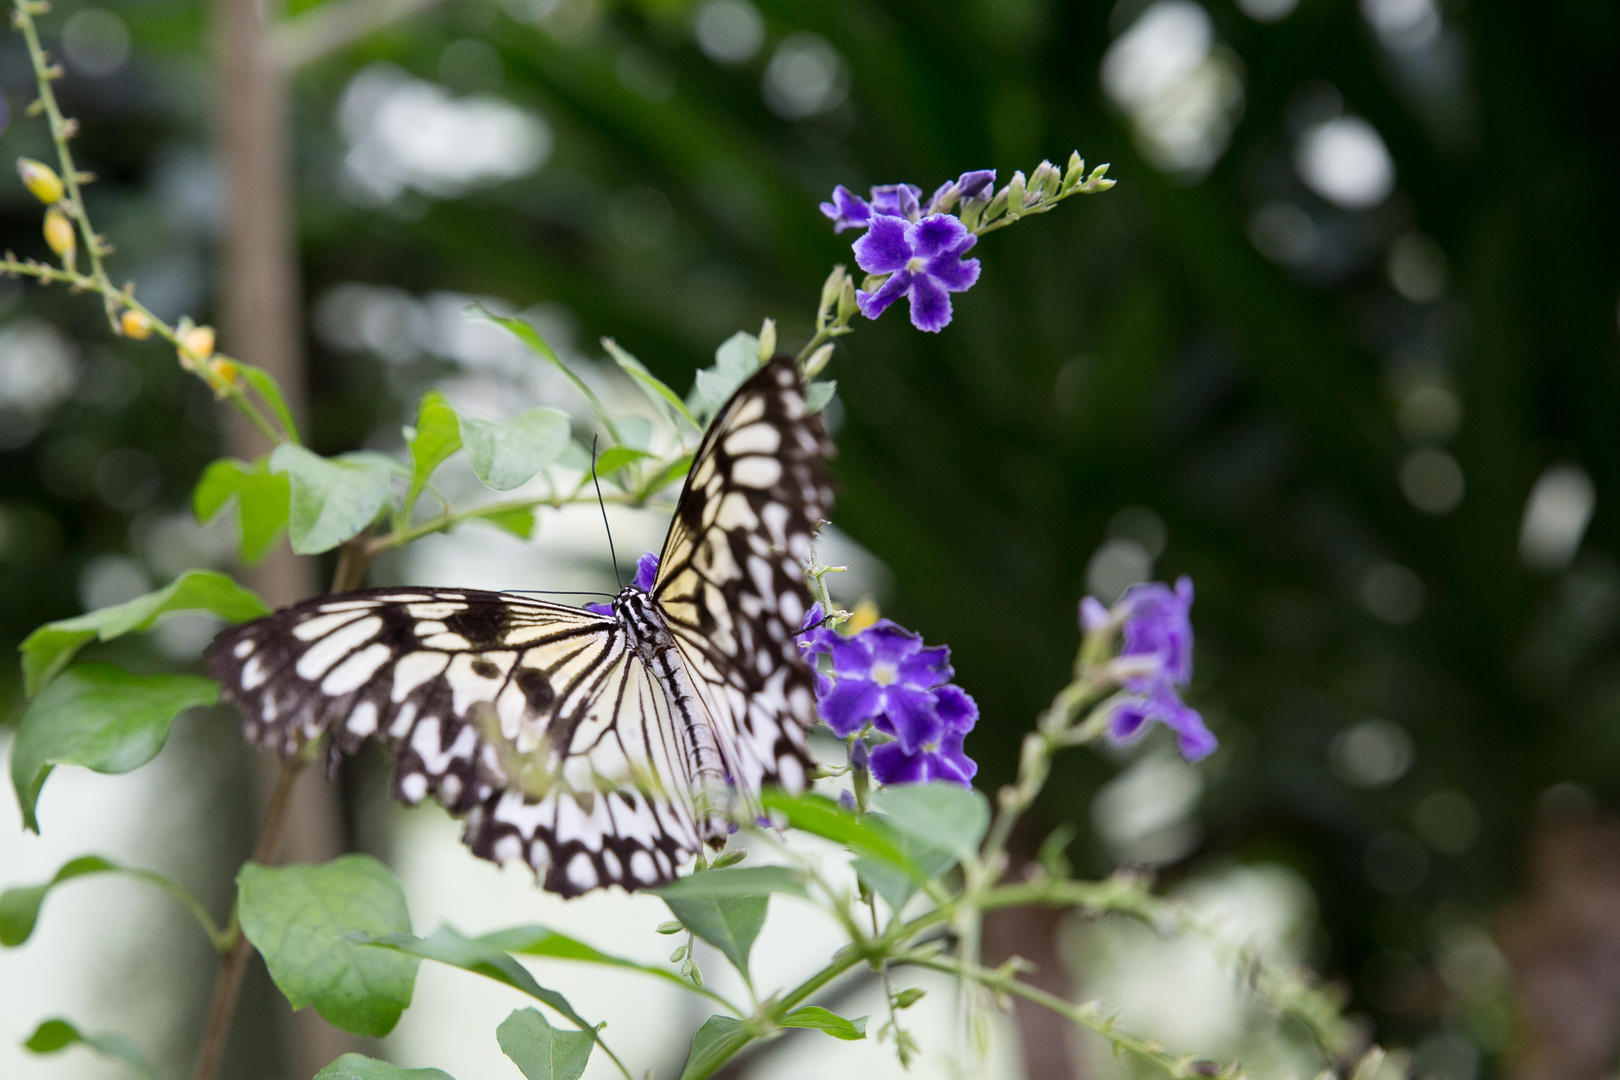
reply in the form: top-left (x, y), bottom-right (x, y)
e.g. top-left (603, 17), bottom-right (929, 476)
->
top-left (905, 255), bottom-right (928, 274)
top-left (871, 661), bottom-right (899, 686)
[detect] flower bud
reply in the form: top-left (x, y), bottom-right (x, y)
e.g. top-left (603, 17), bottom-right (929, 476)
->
top-left (1030, 159), bottom-right (1062, 200)
top-left (1063, 151), bottom-right (1085, 190)
top-left (180, 323), bottom-right (216, 362)
top-left (757, 318), bottom-right (776, 361)
top-left (18, 157), bottom-right (64, 204)
top-left (43, 207), bottom-right (75, 260)
top-left (119, 309), bottom-right (153, 340)
top-left (819, 264), bottom-right (847, 316)
top-left (804, 342), bottom-right (834, 379)
top-left (1005, 170), bottom-right (1027, 218)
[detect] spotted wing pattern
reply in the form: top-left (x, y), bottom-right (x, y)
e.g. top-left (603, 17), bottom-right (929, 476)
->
top-left (652, 356), bottom-right (835, 810)
top-left (206, 589), bottom-right (704, 895)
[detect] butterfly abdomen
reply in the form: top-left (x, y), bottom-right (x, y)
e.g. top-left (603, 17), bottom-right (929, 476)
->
top-left (615, 588), bottom-right (732, 847)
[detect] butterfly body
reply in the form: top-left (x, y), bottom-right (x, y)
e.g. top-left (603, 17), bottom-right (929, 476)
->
top-left (207, 356), bottom-right (833, 896)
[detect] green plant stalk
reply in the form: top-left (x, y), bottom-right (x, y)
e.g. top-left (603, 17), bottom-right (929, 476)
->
top-left (11, 0), bottom-right (113, 322)
top-left (908, 955), bottom-right (1249, 1080)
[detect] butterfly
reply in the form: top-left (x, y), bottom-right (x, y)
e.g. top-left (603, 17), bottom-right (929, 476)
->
top-left (206, 356), bottom-right (834, 896)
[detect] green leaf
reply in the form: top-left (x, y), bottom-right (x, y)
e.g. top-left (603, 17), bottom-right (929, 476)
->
top-left (2, 854), bottom-right (224, 948)
top-left (760, 791), bottom-right (921, 879)
top-left (594, 445), bottom-right (653, 476)
top-left (780, 1006), bottom-right (868, 1040)
top-left (1, 855), bottom-right (116, 945)
top-left (23, 1018), bottom-right (162, 1080)
top-left (405, 391), bottom-right (463, 508)
top-left (472, 505), bottom-right (536, 539)
top-left (871, 782), bottom-right (991, 865)
top-left (11, 665), bottom-right (218, 832)
top-left (314, 1054), bottom-right (455, 1080)
top-left (359, 927), bottom-right (612, 1062)
top-left (193, 456), bottom-right (291, 563)
top-left (237, 856), bottom-right (419, 1037)
top-left (269, 444), bottom-right (394, 555)
top-left (479, 924), bottom-right (701, 993)
top-left (470, 304), bottom-right (620, 439)
top-left (236, 362), bottom-right (301, 444)
top-left (602, 337), bottom-right (698, 429)
top-left (691, 332), bottom-right (762, 421)
top-left (638, 453), bottom-right (694, 498)
top-left (805, 380), bottom-right (836, 414)
top-left (496, 1008), bottom-right (594, 1080)
top-left (661, 893), bottom-right (767, 979)
top-left (459, 408), bottom-right (571, 491)
top-left (679, 1015), bottom-right (753, 1080)
top-left (651, 865), bottom-right (808, 899)
top-left (852, 833), bottom-right (957, 915)
top-left (19, 569), bottom-right (269, 697)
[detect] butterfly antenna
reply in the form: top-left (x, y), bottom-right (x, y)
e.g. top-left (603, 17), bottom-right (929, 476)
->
top-left (590, 435), bottom-right (623, 590)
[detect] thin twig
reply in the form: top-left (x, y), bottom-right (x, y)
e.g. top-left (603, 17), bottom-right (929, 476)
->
top-left (189, 755), bottom-right (306, 1080)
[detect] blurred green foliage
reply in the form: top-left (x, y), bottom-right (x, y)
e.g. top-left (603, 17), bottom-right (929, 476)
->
top-left (3, 0), bottom-right (1619, 1067)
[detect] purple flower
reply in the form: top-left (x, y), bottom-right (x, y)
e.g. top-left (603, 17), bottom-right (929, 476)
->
top-left (868, 183), bottom-right (922, 221)
top-left (819, 185), bottom-right (873, 233)
top-left (853, 214), bottom-right (982, 333)
top-left (586, 551), bottom-right (661, 615)
top-left (924, 169), bottom-right (997, 215)
top-left (819, 620), bottom-right (952, 747)
top-left (1087, 576), bottom-right (1215, 761)
top-left (869, 685), bottom-right (979, 784)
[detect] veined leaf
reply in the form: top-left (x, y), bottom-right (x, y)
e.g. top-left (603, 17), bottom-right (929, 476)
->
top-left (235, 362), bottom-right (301, 444)
top-left (781, 1006), bottom-right (868, 1040)
top-left (405, 391), bottom-right (463, 509)
top-left (805, 380), bottom-right (837, 414)
top-left (269, 444), bottom-right (394, 554)
top-left (1, 855), bottom-right (117, 945)
top-left (871, 782), bottom-right (990, 864)
top-left (359, 927), bottom-right (621, 1071)
top-left (459, 408), bottom-right (570, 491)
top-left (594, 445), bottom-right (653, 476)
top-left (314, 1055), bottom-right (455, 1080)
top-left (691, 332), bottom-right (762, 421)
top-left (661, 893), bottom-right (767, 980)
top-left (759, 791), bottom-right (923, 880)
top-left (602, 337), bottom-right (698, 429)
top-left (480, 924), bottom-right (698, 994)
top-left (237, 856), bottom-right (419, 1037)
top-left (679, 1015), bottom-right (753, 1080)
top-left (11, 666), bottom-right (218, 832)
top-left (19, 569), bottom-right (267, 696)
top-left (651, 865), bottom-right (807, 899)
top-left (497, 1008), bottom-right (594, 1080)
top-left (193, 456), bottom-right (291, 564)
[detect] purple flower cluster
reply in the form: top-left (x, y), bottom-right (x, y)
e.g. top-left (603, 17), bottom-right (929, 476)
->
top-left (818, 170), bottom-right (996, 334)
top-left (799, 603), bottom-right (978, 786)
top-left (1081, 576), bottom-right (1215, 761)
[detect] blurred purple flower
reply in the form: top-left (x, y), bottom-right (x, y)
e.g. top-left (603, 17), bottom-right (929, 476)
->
top-left (1086, 576), bottom-right (1214, 761)
top-left (819, 185), bottom-right (873, 233)
top-left (853, 214), bottom-right (982, 333)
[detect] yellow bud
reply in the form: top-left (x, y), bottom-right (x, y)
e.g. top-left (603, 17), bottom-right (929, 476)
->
top-left (43, 207), bottom-right (75, 259)
top-left (181, 324), bottom-right (216, 361)
top-left (119, 309), bottom-right (153, 340)
top-left (17, 157), bottom-right (64, 204)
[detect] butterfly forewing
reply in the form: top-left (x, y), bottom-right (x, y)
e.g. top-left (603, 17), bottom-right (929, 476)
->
top-left (205, 354), bottom-right (834, 897)
top-left (652, 356), bottom-right (834, 804)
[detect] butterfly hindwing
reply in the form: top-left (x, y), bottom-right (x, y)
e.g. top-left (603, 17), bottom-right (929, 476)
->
top-left (207, 588), bottom-right (703, 895)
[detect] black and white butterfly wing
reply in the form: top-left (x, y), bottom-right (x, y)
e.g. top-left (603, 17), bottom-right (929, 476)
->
top-left (207, 588), bottom-right (706, 895)
top-left (652, 356), bottom-right (835, 809)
